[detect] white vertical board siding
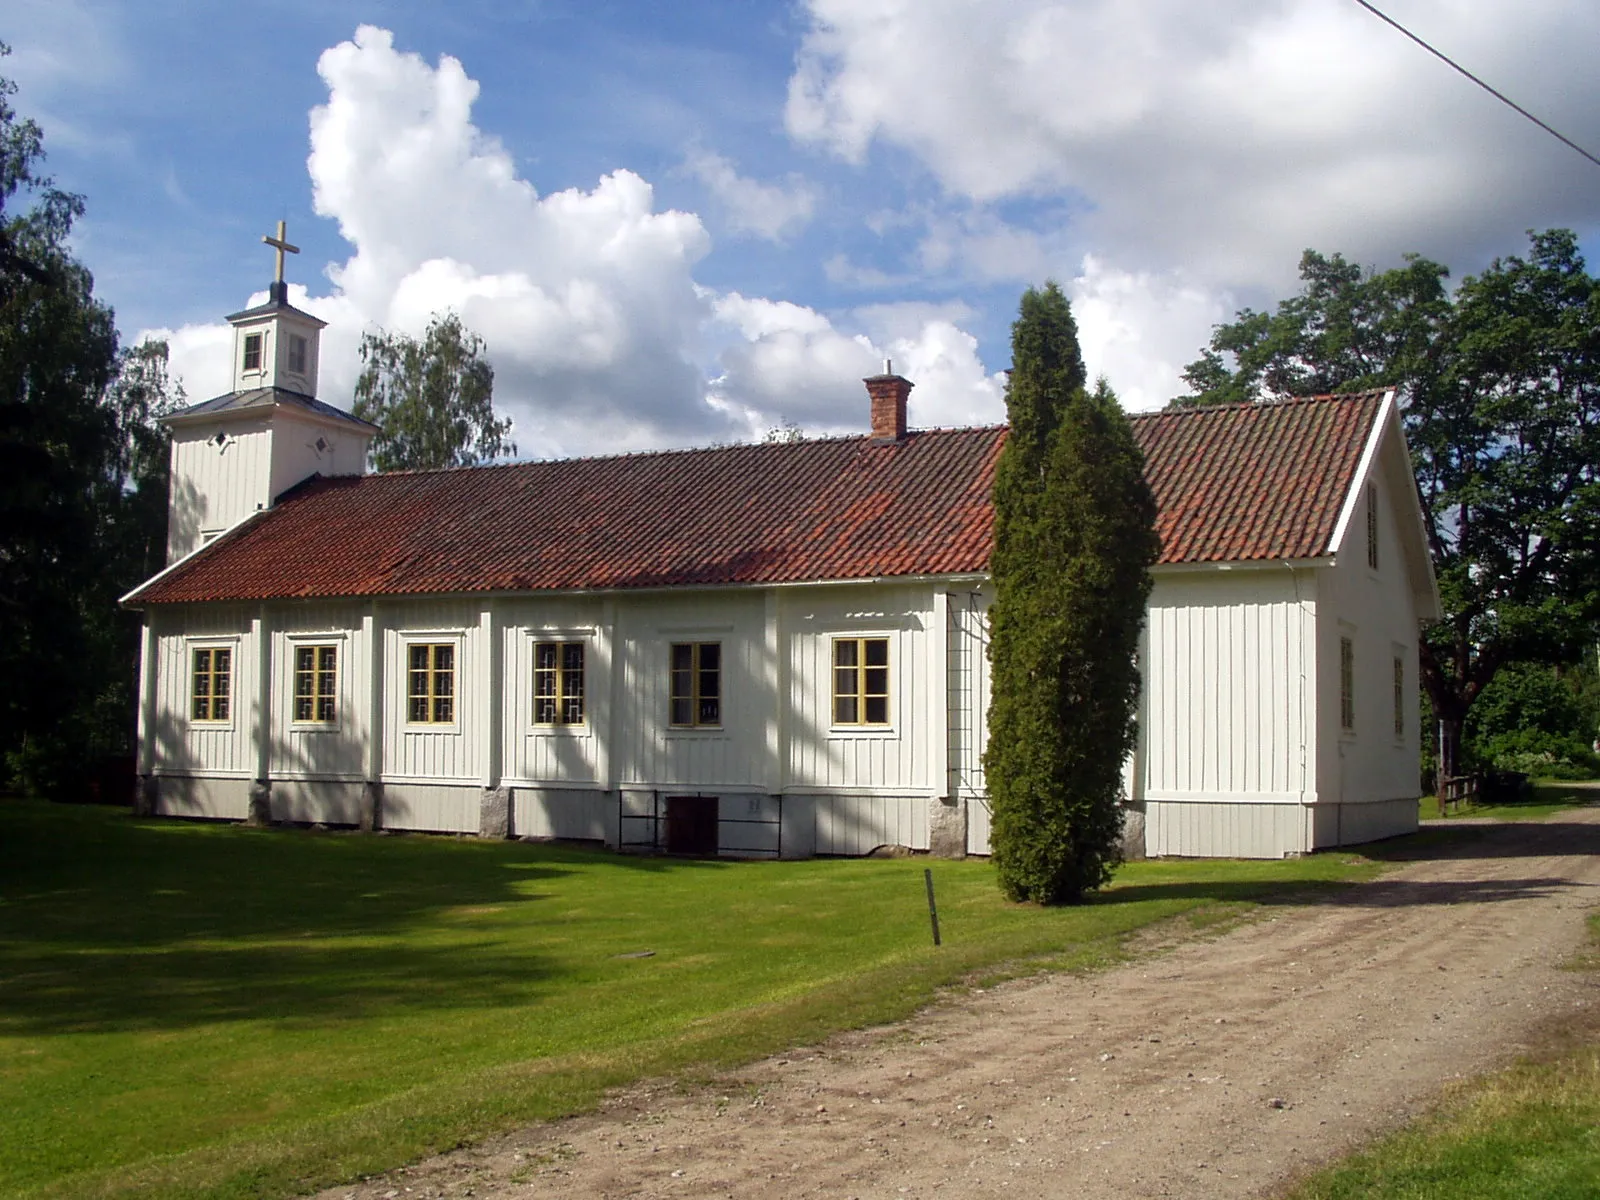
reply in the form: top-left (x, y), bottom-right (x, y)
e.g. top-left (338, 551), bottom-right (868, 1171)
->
top-left (614, 591), bottom-right (769, 789)
top-left (167, 419), bottom-right (272, 559)
top-left (501, 597), bottom-right (605, 786)
top-left (156, 775), bottom-right (252, 820)
top-left (512, 787), bottom-right (614, 842)
top-left (947, 591), bottom-right (990, 801)
top-left (381, 599), bottom-right (486, 782)
top-left (1142, 571), bottom-right (1312, 806)
top-left (380, 783), bottom-right (480, 833)
top-left (947, 589), bottom-right (994, 856)
top-left (812, 794), bottom-right (930, 854)
top-left (1315, 431), bottom-right (1429, 828)
top-left (268, 602), bottom-right (368, 781)
top-left (272, 780), bottom-right (365, 824)
top-left (151, 605), bottom-right (257, 777)
top-left (784, 585), bottom-right (931, 793)
top-left (265, 414), bottom-right (369, 503)
top-left (1146, 799), bottom-right (1306, 859)
top-left (1315, 796), bottom-right (1417, 846)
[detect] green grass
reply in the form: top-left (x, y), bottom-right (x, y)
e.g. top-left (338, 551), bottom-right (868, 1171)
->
top-left (0, 801), bottom-right (1394, 1200)
top-left (1283, 915), bottom-right (1600, 1200)
top-left (1419, 780), bottom-right (1597, 823)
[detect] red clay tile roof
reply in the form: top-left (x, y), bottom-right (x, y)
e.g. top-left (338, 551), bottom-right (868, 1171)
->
top-left (127, 391), bottom-right (1385, 605)
top-left (1140, 389), bottom-right (1386, 564)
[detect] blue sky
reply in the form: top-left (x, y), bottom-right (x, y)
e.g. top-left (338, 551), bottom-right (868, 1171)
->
top-left (10, 1), bottom-right (1600, 456)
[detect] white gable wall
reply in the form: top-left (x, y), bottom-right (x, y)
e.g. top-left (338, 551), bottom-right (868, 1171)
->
top-left (167, 410), bottom-right (371, 563)
top-left (266, 412), bottom-right (370, 500)
top-left (168, 417), bottom-right (274, 560)
top-left (1313, 434), bottom-right (1426, 845)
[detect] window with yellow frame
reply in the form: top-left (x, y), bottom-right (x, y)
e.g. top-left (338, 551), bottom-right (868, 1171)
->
top-left (293, 644), bottom-right (338, 723)
top-left (534, 641), bottom-right (585, 725)
top-left (833, 636), bottom-right (890, 725)
top-left (407, 643), bottom-right (455, 724)
top-left (669, 642), bottom-right (720, 726)
top-left (191, 646), bottom-right (232, 722)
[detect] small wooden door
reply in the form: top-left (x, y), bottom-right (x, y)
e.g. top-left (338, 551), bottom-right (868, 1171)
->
top-left (665, 795), bottom-right (718, 855)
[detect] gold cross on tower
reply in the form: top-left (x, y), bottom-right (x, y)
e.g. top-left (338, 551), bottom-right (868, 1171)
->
top-left (261, 220), bottom-right (300, 284)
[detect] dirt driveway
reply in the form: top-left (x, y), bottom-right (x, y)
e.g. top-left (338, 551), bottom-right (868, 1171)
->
top-left (325, 805), bottom-right (1600, 1200)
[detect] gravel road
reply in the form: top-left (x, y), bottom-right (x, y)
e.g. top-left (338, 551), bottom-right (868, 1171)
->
top-left (322, 803), bottom-right (1599, 1200)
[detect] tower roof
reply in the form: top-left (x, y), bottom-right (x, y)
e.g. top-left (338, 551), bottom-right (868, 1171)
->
top-left (159, 386), bottom-right (378, 432)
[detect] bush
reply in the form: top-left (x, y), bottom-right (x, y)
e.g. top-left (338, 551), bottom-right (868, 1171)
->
top-left (1465, 662), bottom-right (1600, 780)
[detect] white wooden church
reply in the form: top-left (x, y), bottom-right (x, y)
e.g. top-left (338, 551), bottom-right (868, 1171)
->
top-left (124, 240), bottom-right (1441, 860)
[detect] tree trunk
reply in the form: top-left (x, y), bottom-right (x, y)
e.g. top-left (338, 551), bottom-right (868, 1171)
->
top-left (1438, 715), bottom-right (1463, 783)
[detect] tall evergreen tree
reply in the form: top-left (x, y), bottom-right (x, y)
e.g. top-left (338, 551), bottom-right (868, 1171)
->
top-left (985, 284), bottom-right (1160, 904)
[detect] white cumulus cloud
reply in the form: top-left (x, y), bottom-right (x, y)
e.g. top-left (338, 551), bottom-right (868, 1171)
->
top-left (146, 25), bottom-right (1007, 457)
top-left (788, 0), bottom-right (1600, 282)
top-left (710, 294), bottom-right (1004, 434)
top-left (786, 0), bottom-right (1600, 401)
top-left (685, 149), bottom-right (818, 241)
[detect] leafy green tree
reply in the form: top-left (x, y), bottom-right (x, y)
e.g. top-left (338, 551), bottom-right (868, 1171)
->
top-left (352, 312), bottom-right (513, 471)
top-left (0, 52), bottom-right (174, 798)
top-left (1465, 660), bottom-right (1600, 778)
top-left (1177, 231), bottom-right (1600, 780)
top-left (985, 284), bottom-right (1159, 904)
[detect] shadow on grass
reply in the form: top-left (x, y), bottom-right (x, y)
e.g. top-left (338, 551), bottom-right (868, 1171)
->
top-left (1096, 816), bottom-right (1600, 914)
top-left (1365, 818), bottom-right (1600, 863)
top-left (1101, 874), bottom-right (1579, 910)
top-left (0, 799), bottom-right (730, 1037)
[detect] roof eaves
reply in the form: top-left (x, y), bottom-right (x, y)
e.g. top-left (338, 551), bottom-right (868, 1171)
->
top-left (1325, 388), bottom-right (1393, 555)
top-left (120, 508), bottom-right (271, 608)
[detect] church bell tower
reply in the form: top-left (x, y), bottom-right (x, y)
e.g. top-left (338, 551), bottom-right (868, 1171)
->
top-left (160, 222), bottom-right (377, 563)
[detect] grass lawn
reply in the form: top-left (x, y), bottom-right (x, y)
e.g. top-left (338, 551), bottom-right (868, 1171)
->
top-left (1282, 914), bottom-right (1600, 1200)
top-left (1419, 780), bottom-right (1597, 823)
top-left (1, 801), bottom-right (1395, 1200)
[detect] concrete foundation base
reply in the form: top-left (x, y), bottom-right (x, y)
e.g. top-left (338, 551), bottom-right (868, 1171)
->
top-left (360, 781), bottom-right (383, 832)
top-left (1119, 801), bottom-right (1147, 861)
top-left (479, 786), bottom-right (511, 839)
top-left (246, 780), bottom-right (273, 826)
top-left (928, 796), bottom-right (968, 858)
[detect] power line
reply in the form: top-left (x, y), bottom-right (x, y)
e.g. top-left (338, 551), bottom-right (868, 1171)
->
top-left (1351, 0), bottom-right (1600, 171)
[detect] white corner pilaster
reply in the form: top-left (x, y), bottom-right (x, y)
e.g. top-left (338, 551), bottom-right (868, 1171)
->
top-left (136, 615), bottom-right (158, 776)
top-left (765, 588), bottom-right (785, 795)
top-left (252, 607), bottom-right (272, 783)
top-left (363, 605), bottom-right (384, 782)
top-left (596, 596), bottom-right (618, 792)
top-left (930, 590), bottom-right (950, 799)
top-left (480, 600), bottom-right (501, 790)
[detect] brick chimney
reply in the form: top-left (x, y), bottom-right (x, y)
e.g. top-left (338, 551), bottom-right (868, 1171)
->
top-left (864, 360), bottom-right (913, 442)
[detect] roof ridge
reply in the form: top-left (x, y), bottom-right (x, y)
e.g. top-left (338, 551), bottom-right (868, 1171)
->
top-left (1139, 389), bottom-right (1389, 419)
top-left (359, 424), bottom-right (1007, 479)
